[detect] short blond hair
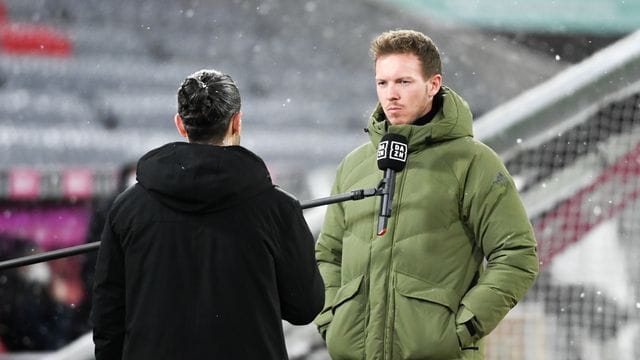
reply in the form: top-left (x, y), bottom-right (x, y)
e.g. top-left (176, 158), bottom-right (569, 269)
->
top-left (370, 29), bottom-right (442, 78)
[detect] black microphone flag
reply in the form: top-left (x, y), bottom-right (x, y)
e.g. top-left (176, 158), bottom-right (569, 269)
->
top-left (376, 133), bottom-right (408, 235)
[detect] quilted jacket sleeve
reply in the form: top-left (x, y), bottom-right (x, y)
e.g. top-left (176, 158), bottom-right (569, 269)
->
top-left (459, 146), bottom-right (539, 338)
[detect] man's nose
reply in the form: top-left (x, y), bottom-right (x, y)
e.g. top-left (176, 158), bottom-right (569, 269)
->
top-left (386, 84), bottom-right (400, 100)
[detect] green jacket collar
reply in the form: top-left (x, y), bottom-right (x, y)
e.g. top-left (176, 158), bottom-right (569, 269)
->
top-left (367, 86), bottom-right (474, 152)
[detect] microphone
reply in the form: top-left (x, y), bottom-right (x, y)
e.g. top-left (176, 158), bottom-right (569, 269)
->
top-left (376, 133), bottom-right (408, 236)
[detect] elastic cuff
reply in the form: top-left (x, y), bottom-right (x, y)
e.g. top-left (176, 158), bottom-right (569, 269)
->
top-left (314, 310), bottom-right (332, 341)
top-left (455, 306), bottom-right (477, 348)
top-left (318, 326), bottom-right (329, 341)
top-left (456, 322), bottom-right (473, 348)
top-left (464, 320), bottom-right (477, 336)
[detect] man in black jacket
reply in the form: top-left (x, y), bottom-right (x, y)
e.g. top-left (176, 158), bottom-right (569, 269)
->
top-left (91, 69), bottom-right (324, 360)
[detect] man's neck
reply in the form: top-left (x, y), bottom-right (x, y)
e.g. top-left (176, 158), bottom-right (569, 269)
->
top-left (413, 89), bottom-right (444, 126)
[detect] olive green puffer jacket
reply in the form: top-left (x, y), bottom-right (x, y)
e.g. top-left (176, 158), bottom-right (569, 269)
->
top-left (314, 86), bottom-right (538, 360)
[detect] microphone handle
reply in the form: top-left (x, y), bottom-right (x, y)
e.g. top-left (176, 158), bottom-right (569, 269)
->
top-left (377, 168), bottom-right (396, 235)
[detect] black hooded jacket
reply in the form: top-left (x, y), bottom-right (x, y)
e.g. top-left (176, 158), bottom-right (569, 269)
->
top-left (91, 142), bottom-right (324, 360)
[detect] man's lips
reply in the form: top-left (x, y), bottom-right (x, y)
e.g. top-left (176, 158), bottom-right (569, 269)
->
top-left (387, 106), bottom-right (402, 112)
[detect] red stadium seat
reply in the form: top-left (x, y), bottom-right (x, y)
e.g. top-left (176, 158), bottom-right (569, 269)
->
top-left (0, 22), bottom-right (72, 57)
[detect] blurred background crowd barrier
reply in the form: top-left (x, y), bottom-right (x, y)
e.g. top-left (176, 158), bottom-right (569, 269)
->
top-left (1, 0), bottom-right (639, 359)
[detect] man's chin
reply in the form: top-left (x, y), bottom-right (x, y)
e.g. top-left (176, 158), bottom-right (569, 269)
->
top-left (387, 117), bottom-right (411, 125)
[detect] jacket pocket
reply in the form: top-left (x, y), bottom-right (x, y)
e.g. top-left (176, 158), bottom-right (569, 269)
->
top-left (392, 271), bottom-right (462, 360)
top-left (326, 275), bottom-right (365, 360)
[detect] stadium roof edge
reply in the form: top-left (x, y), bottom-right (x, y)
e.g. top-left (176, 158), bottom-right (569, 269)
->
top-left (474, 29), bottom-right (640, 159)
top-left (378, 0), bottom-right (640, 35)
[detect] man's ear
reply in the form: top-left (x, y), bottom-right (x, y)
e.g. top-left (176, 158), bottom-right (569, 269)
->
top-left (231, 112), bottom-right (242, 135)
top-left (428, 74), bottom-right (442, 97)
top-left (175, 114), bottom-right (189, 139)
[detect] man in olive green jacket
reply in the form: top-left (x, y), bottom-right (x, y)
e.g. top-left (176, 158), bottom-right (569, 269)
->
top-left (314, 30), bottom-right (539, 360)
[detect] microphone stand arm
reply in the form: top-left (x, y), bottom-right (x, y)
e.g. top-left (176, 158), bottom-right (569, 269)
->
top-left (0, 187), bottom-right (382, 271)
top-left (300, 187), bottom-right (379, 209)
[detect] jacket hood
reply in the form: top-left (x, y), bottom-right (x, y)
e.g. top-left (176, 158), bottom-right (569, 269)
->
top-left (136, 142), bottom-right (273, 213)
top-left (367, 86), bottom-right (474, 151)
